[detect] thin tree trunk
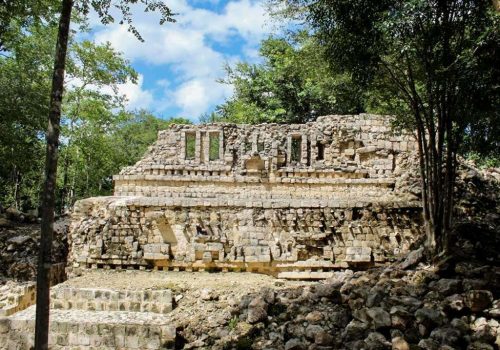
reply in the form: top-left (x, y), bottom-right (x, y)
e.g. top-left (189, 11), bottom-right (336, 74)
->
top-left (13, 166), bottom-right (19, 210)
top-left (34, 0), bottom-right (73, 349)
top-left (69, 147), bottom-right (78, 206)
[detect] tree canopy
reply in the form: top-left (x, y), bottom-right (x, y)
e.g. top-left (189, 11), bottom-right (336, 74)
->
top-left (214, 33), bottom-right (365, 124)
top-left (270, 0), bottom-right (500, 252)
top-left (0, 6), bottom-right (186, 212)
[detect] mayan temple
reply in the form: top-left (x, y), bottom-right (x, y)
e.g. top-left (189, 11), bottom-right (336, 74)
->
top-left (4, 115), bottom-right (498, 350)
top-left (66, 114), bottom-right (423, 279)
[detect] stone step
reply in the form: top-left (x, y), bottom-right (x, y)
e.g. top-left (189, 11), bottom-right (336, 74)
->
top-left (0, 306), bottom-right (176, 350)
top-left (277, 271), bottom-right (335, 280)
top-left (0, 283), bottom-right (35, 317)
top-left (50, 286), bottom-right (173, 314)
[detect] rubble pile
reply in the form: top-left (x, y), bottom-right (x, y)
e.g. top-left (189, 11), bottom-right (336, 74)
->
top-left (201, 241), bottom-right (499, 350)
top-left (0, 208), bottom-right (69, 317)
top-left (0, 210), bottom-right (68, 281)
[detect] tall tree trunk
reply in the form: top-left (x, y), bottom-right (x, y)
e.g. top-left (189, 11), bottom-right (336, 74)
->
top-left (34, 0), bottom-right (73, 349)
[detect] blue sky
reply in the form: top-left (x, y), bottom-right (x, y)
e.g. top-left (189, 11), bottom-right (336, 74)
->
top-left (88, 0), bottom-right (272, 122)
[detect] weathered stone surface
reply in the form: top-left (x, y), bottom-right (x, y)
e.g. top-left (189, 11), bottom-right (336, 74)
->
top-left (1, 306), bottom-right (176, 350)
top-left (466, 290), bottom-right (494, 313)
top-left (247, 296), bottom-right (268, 324)
top-left (67, 115), bottom-right (424, 277)
top-left (285, 338), bottom-right (305, 350)
top-left (391, 336), bottom-right (410, 350)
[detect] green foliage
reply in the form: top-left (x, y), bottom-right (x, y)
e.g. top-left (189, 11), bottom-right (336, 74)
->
top-left (271, 0), bottom-right (500, 251)
top-left (75, 0), bottom-right (176, 41)
top-left (271, 0), bottom-right (500, 160)
top-left (216, 32), bottom-right (364, 124)
top-left (465, 152), bottom-right (500, 168)
top-left (57, 38), bottom-right (137, 208)
top-left (112, 112), bottom-right (190, 168)
top-left (58, 110), bottom-right (190, 209)
top-left (209, 133), bottom-right (220, 161)
top-left (0, 21), bottom-right (56, 209)
top-left (185, 132), bottom-right (196, 160)
top-left (0, 0), bottom-right (59, 51)
top-left (0, 13), bottom-right (187, 211)
top-left (228, 316), bottom-right (239, 330)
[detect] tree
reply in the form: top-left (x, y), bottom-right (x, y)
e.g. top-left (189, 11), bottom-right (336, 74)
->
top-left (0, 22), bottom-right (56, 210)
top-left (0, 15), bottom-right (154, 212)
top-left (59, 39), bottom-right (137, 210)
top-left (216, 33), bottom-right (364, 124)
top-left (112, 111), bottom-right (191, 166)
top-left (33, 1), bottom-right (175, 349)
top-left (271, 0), bottom-right (500, 256)
top-left (58, 110), bottom-right (191, 209)
top-left (0, 0), bottom-right (59, 51)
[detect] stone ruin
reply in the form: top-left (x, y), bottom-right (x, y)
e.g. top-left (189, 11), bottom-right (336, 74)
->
top-left (67, 114), bottom-right (423, 279)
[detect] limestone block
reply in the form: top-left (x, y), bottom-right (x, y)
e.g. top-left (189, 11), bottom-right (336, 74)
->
top-left (202, 251), bottom-right (212, 263)
top-left (345, 247), bottom-right (372, 262)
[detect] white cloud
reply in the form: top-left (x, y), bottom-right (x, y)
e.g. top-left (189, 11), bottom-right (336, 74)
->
top-left (118, 75), bottom-right (154, 110)
top-left (174, 78), bottom-right (234, 117)
top-left (90, 0), bottom-right (271, 119)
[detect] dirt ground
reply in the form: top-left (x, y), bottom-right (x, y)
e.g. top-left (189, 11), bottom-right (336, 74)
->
top-left (64, 270), bottom-right (310, 291)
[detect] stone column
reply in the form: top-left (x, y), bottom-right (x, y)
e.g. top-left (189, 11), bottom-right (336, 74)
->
top-left (301, 134), bottom-right (308, 165)
top-left (195, 131), bottom-right (201, 164)
top-left (202, 131), bottom-right (209, 164)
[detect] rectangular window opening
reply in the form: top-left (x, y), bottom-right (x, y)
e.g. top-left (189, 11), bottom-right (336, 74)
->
top-left (257, 135), bottom-right (265, 152)
top-left (185, 132), bottom-right (196, 160)
top-left (291, 136), bottom-right (302, 163)
top-left (209, 132), bottom-right (220, 161)
top-left (317, 142), bottom-right (325, 161)
top-left (245, 138), bottom-right (253, 153)
top-left (306, 139), bottom-right (311, 166)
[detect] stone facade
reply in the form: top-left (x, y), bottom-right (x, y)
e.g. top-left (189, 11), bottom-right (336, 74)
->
top-left (68, 114), bottom-right (423, 279)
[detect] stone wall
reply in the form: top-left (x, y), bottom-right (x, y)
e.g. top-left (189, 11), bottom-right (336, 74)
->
top-left (115, 114), bottom-right (417, 196)
top-left (0, 308), bottom-right (175, 350)
top-left (67, 114), bottom-right (423, 278)
top-left (0, 283), bottom-right (176, 349)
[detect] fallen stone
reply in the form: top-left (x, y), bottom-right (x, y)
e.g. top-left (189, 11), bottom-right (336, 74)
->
top-left (443, 294), bottom-right (466, 313)
top-left (415, 307), bottom-right (444, 327)
top-left (315, 331), bottom-right (334, 346)
top-left (200, 288), bottom-right (218, 301)
top-left (285, 338), bottom-right (305, 350)
top-left (366, 307), bottom-right (391, 329)
top-left (305, 324), bottom-right (323, 340)
top-left (342, 319), bottom-right (369, 341)
top-left (418, 338), bottom-right (440, 350)
top-left (364, 332), bottom-right (391, 350)
top-left (247, 297), bottom-right (267, 324)
top-left (391, 336), bottom-right (410, 350)
top-left (430, 279), bottom-right (461, 296)
top-left (467, 341), bottom-right (495, 350)
top-left (429, 326), bottom-right (461, 346)
top-left (466, 290), bottom-right (493, 312)
top-left (305, 310), bottom-right (323, 323)
top-left (7, 235), bottom-right (32, 245)
top-left (0, 217), bottom-right (13, 228)
top-left (399, 247), bottom-right (425, 270)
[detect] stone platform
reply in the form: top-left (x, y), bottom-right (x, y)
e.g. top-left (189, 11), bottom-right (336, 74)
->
top-left (0, 273), bottom-right (176, 350)
top-left (1, 308), bottom-right (175, 350)
top-left (0, 270), bottom-right (310, 349)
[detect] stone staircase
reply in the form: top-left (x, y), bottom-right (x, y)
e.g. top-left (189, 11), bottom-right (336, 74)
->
top-left (0, 284), bottom-right (176, 349)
